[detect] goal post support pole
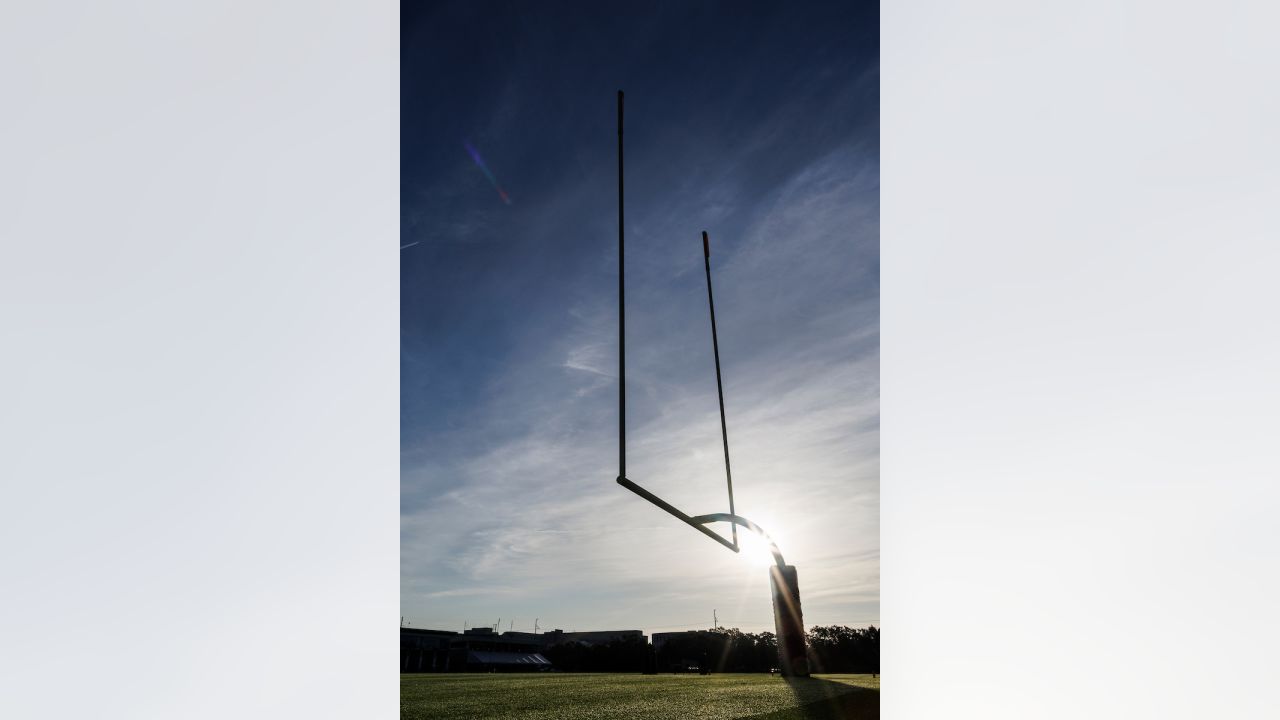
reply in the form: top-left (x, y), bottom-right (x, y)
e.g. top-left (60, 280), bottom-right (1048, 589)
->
top-left (769, 564), bottom-right (810, 677)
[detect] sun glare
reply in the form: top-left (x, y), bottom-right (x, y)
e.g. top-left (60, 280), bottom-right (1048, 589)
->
top-left (736, 524), bottom-right (782, 568)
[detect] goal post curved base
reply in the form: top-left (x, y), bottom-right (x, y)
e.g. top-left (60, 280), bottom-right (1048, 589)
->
top-left (615, 475), bottom-right (808, 676)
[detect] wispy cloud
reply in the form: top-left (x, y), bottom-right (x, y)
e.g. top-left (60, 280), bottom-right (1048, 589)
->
top-left (402, 141), bottom-right (878, 633)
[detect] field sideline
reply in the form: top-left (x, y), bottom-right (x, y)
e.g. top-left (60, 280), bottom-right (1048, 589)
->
top-left (401, 672), bottom-right (879, 720)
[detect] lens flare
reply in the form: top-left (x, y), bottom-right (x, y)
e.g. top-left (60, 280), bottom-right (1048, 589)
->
top-left (738, 531), bottom-right (770, 567)
top-left (737, 521), bottom-right (784, 568)
top-left (463, 140), bottom-right (512, 205)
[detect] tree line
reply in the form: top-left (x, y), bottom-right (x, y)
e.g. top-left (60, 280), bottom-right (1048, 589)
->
top-left (543, 625), bottom-right (879, 674)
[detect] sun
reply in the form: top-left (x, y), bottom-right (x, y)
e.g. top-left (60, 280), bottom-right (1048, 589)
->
top-left (735, 521), bottom-right (785, 568)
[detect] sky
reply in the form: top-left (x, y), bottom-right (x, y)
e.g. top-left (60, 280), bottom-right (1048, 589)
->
top-left (401, 0), bottom-right (878, 636)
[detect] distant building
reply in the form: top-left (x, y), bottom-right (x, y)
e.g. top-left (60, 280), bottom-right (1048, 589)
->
top-left (400, 628), bottom-right (455, 672)
top-left (498, 631), bottom-right (544, 644)
top-left (651, 630), bottom-right (717, 651)
top-left (650, 630), bottom-right (723, 674)
top-left (542, 629), bottom-right (646, 647)
top-left (401, 627), bottom-right (550, 673)
top-left (400, 626), bottom-right (646, 672)
top-left (450, 628), bottom-right (550, 672)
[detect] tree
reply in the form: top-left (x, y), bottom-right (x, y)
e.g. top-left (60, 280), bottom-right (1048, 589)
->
top-left (806, 625), bottom-right (879, 673)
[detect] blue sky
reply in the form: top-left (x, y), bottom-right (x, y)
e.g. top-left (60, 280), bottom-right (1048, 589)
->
top-left (402, 0), bottom-right (878, 635)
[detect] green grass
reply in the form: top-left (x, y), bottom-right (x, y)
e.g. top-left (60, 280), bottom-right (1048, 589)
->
top-left (401, 673), bottom-right (879, 720)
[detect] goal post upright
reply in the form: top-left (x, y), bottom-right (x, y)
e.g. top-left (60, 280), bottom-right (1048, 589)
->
top-left (702, 230), bottom-right (738, 549)
top-left (617, 89), bottom-right (626, 489)
top-left (612, 90), bottom-right (809, 676)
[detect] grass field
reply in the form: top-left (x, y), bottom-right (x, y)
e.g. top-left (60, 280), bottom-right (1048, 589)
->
top-left (401, 673), bottom-right (879, 720)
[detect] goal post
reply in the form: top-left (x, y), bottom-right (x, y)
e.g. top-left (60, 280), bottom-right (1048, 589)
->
top-left (614, 89), bottom-right (809, 676)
